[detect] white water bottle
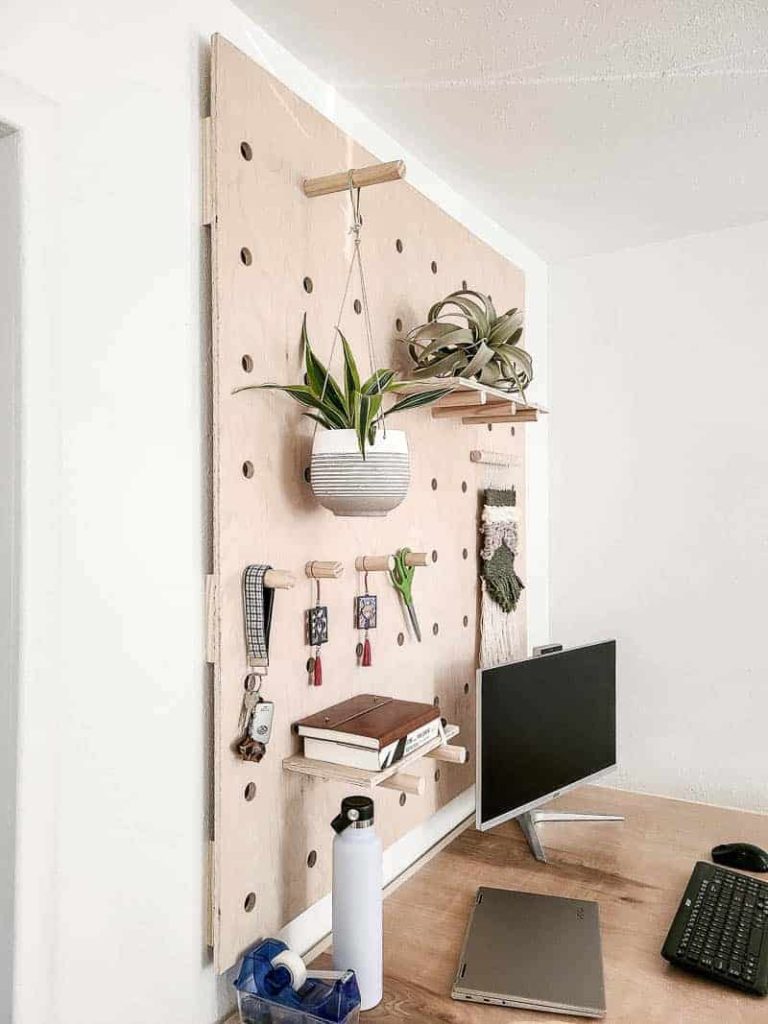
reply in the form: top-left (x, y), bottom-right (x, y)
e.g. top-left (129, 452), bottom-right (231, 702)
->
top-left (331, 795), bottom-right (383, 1010)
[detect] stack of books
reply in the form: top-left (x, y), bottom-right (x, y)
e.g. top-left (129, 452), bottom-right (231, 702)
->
top-left (295, 694), bottom-right (443, 771)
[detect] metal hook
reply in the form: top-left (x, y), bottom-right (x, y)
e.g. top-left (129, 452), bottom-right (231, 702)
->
top-left (315, 578), bottom-right (321, 606)
top-left (364, 569), bottom-right (370, 594)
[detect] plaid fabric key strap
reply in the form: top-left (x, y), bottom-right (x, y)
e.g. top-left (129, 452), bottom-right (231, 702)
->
top-left (242, 565), bottom-right (275, 671)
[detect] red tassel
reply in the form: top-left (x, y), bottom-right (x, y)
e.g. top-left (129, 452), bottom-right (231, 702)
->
top-left (362, 637), bottom-right (372, 667)
top-left (313, 654), bottom-right (323, 686)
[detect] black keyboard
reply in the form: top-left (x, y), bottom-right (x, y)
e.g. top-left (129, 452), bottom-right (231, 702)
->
top-left (662, 861), bottom-right (768, 995)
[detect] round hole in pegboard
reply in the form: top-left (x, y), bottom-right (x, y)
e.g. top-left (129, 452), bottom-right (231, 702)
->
top-left (462, 547), bottom-right (469, 560)
top-left (241, 354), bottom-right (254, 373)
top-left (240, 141), bottom-right (253, 161)
top-left (510, 426), bottom-right (516, 437)
top-left (353, 299), bottom-right (362, 315)
top-left (464, 682), bottom-right (470, 695)
top-left (461, 480), bottom-right (468, 493)
top-left (432, 622), bottom-right (439, 636)
top-left (430, 260), bottom-right (438, 274)
top-left (303, 276), bottom-right (314, 294)
top-left (399, 793), bottom-right (407, 807)
top-left (307, 850), bottom-right (318, 869)
top-left (303, 466), bottom-right (311, 484)
top-left (434, 768), bottom-right (441, 782)
top-left (244, 782), bottom-right (256, 802)
top-left (244, 892), bottom-right (256, 913)
top-left (242, 461), bottom-right (254, 479)
top-left (395, 238), bottom-right (404, 253)
top-left (395, 317), bottom-right (403, 332)
top-left (431, 549), bottom-right (438, 563)
top-left (431, 478), bottom-right (438, 491)
top-left (397, 632), bottom-right (405, 647)
top-left (240, 247), bottom-right (253, 266)
top-left (463, 615), bottom-right (469, 628)
top-left (487, 423), bottom-right (493, 433)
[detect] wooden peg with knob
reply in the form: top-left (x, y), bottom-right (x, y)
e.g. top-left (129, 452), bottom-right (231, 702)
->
top-left (355, 555), bottom-right (395, 573)
top-left (263, 569), bottom-right (296, 590)
top-left (305, 561), bottom-right (344, 580)
top-left (404, 551), bottom-right (429, 567)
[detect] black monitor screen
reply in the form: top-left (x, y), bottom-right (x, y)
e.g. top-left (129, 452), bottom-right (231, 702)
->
top-left (478, 641), bottom-right (616, 829)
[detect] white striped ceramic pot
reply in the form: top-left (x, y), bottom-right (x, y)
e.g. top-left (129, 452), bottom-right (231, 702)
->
top-left (310, 428), bottom-right (410, 517)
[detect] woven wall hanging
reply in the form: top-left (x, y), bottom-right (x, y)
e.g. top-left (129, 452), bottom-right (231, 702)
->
top-left (479, 487), bottom-right (524, 668)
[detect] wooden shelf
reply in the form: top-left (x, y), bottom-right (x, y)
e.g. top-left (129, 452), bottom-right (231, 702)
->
top-left (398, 377), bottom-right (547, 425)
top-left (283, 724), bottom-right (463, 794)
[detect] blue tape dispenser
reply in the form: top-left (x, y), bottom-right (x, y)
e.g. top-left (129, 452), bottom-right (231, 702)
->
top-left (234, 938), bottom-right (361, 1024)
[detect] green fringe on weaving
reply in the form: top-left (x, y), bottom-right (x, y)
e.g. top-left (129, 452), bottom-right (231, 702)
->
top-left (483, 541), bottom-right (525, 613)
top-left (484, 487), bottom-right (516, 507)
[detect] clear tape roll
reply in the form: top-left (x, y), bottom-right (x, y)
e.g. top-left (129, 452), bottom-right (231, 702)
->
top-left (271, 948), bottom-right (307, 991)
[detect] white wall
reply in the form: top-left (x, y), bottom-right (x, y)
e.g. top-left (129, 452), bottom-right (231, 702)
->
top-left (0, 126), bottom-right (21, 1024)
top-left (0, 4), bottom-right (547, 1022)
top-left (549, 220), bottom-right (768, 812)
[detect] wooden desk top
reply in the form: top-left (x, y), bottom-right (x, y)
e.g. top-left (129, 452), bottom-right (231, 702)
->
top-left (349, 785), bottom-right (768, 1023)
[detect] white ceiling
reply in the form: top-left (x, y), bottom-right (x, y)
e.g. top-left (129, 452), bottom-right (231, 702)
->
top-left (236, 0), bottom-right (768, 260)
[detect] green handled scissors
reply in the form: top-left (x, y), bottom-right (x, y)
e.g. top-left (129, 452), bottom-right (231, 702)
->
top-left (389, 547), bottom-right (422, 642)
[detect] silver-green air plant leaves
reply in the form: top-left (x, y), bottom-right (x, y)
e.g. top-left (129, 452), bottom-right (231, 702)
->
top-left (405, 289), bottom-right (533, 398)
top-left (233, 315), bottom-right (452, 458)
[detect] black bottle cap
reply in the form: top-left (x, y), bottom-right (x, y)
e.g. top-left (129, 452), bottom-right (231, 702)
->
top-left (331, 795), bottom-right (374, 833)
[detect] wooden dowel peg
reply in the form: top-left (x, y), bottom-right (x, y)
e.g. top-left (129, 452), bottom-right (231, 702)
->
top-left (355, 555), bottom-right (395, 573)
top-left (425, 744), bottom-right (469, 765)
top-left (404, 551), bottom-right (429, 568)
top-left (263, 569), bottom-right (296, 590)
top-left (305, 561), bottom-right (344, 580)
top-left (303, 159), bottom-right (406, 198)
top-left (380, 772), bottom-right (425, 797)
top-left (470, 450), bottom-right (521, 468)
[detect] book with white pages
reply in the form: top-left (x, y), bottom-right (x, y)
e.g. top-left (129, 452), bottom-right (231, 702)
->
top-left (303, 717), bottom-right (442, 771)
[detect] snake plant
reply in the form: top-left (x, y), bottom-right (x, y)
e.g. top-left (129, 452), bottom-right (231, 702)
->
top-left (405, 289), bottom-right (533, 396)
top-left (234, 315), bottom-right (451, 457)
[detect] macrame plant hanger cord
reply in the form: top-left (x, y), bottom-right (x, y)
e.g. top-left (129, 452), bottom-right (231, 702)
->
top-left (311, 174), bottom-right (386, 444)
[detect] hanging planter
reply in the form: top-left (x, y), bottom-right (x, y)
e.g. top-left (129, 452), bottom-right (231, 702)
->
top-left (235, 316), bottom-right (449, 517)
top-left (310, 427), bottom-right (409, 517)
top-left (234, 183), bottom-right (449, 517)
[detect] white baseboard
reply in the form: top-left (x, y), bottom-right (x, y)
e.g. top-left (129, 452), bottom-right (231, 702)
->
top-left (277, 786), bottom-right (475, 958)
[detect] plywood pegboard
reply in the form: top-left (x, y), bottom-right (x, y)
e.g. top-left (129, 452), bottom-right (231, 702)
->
top-left (207, 34), bottom-right (528, 971)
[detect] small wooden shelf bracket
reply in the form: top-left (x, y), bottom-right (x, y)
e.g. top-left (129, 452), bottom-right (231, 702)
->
top-left (380, 773), bottom-right (425, 796)
top-left (303, 159), bottom-right (406, 198)
top-left (305, 560), bottom-right (344, 580)
top-left (263, 569), bottom-right (296, 590)
top-left (355, 555), bottom-right (396, 573)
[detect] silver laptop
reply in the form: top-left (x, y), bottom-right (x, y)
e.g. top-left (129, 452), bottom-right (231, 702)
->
top-left (452, 887), bottom-right (606, 1018)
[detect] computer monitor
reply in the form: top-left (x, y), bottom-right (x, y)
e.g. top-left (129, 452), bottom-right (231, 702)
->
top-left (476, 641), bottom-right (618, 858)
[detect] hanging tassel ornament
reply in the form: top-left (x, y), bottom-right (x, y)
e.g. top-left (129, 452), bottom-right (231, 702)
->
top-left (355, 573), bottom-right (378, 668)
top-left (307, 579), bottom-right (329, 687)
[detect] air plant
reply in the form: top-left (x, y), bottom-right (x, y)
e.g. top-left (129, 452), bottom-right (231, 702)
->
top-left (405, 289), bottom-right (533, 397)
top-left (234, 315), bottom-right (451, 457)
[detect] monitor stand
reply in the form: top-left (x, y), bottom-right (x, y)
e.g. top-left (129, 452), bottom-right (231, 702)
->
top-left (517, 809), bottom-right (624, 863)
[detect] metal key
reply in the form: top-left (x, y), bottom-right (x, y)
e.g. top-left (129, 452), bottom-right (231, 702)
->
top-left (249, 698), bottom-right (274, 744)
top-left (238, 674), bottom-right (261, 735)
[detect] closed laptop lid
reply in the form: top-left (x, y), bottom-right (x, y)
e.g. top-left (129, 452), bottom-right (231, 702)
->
top-left (454, 887), bottom-right (606, 1017)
